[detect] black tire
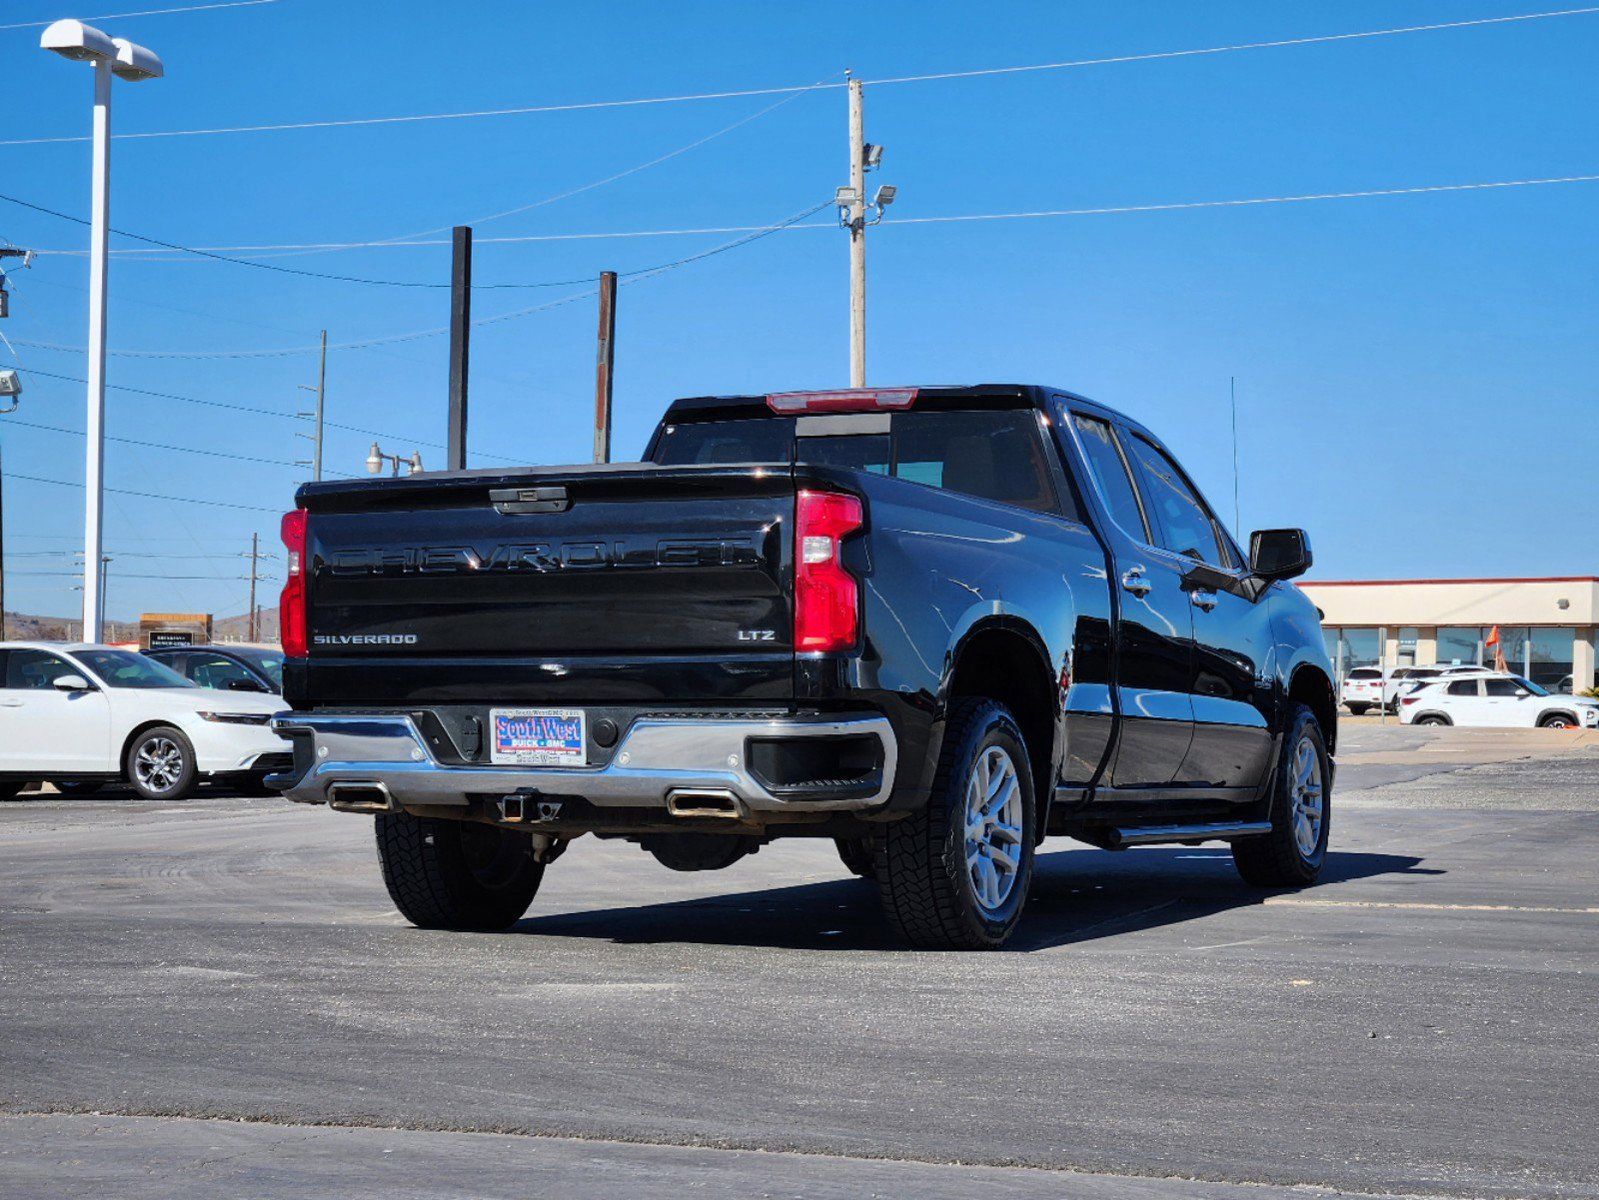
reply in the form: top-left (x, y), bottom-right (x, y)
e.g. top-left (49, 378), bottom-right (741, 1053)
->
top-left (1539, 712), bottom-right (1578, 729)
top-left (1414, 714), bottom-right (1450, 727)
top-left (375, 812), bottom-right (544, 931)
top-left (1346, 703), bottom-right (1369, 716)
top-left (1232, 703), bottom-right (1330, 888)
top-left (0, 782), bottom-right (26, 802)
top-left (124, 726), bottom-right (199, 801)
top-left (834, 836), bottom-right (876, 880)
top-left (876, 698), bottom-right (1036, 950)
top-left (51, 781), bottom-right (104, 796)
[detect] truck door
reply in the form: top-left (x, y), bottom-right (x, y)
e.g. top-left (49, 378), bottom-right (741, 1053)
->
top-left (1118, 431), bottom-right (1273, 791)
top-left (1066, 412), bottom-right (1194, 786)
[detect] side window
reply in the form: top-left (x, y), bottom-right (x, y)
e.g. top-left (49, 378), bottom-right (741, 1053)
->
top-left (1447, 680), bottom-right (1480, 697)
top-left (4, 650), bottom-right (77, 690)
top-left (1123, 435), bottom-right (1224, 566)
top-left (1483, 679), bottom-right (1521, 697)
top-left (189, 655), bottom-right (255, 690)
top-left (891, 410), bottom-right (1061, 515)
top-left (1071, 414), bottom-right (1147, 539)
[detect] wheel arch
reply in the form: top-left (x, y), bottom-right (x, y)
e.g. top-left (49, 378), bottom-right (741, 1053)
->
top-left (1538, 709), bottom-right (1580, 728)
top-left (944, 617), bottom-right (1059, 840)
top-left (1287, 662), bottom-right (1338, 755)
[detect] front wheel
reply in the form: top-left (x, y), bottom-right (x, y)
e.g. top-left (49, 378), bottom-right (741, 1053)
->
top-left (126, 727), bottom-right (198, 801)
top-left (1232, 704), bottom-right (1330, 888)
top-left (376, 812), bottom-right (544, 931)
top-left (876, 698), bottom-right (1036, 950)
top-left (1539, 712), bottom-right (1578, 729)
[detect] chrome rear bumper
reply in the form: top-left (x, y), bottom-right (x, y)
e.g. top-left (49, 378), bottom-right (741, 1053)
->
top-left (268, 711), bottom-right (897, 815)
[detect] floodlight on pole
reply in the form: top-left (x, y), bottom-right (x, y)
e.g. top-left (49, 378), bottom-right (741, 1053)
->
top-left (366, 441), bottom-right (421, 477)
top-left (39, 18), bottom-right (163, 645)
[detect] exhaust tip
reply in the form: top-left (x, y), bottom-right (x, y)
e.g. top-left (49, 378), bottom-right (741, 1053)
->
top-left (665, 789), bottom-right (743, 819)
top-left (327, 782), bottom-right (398, 815)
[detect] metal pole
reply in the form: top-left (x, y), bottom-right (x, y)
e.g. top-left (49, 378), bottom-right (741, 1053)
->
top-left (1379, 625), bottom-right (1389, 725)
top-left (847, 76), bottom-right (866, 388)
top-left (247, 532), bottom-right (258, 642)
top-left (83, 59), bottom-right (113, 643)
top-left (0, 443), bottom-right (7, 641)
top-left (313, 330), bottom-right (326, 482)
top-left (446, 225), bottom-right (472, 472)
top-left (593, 271), bottom-right (617, 463)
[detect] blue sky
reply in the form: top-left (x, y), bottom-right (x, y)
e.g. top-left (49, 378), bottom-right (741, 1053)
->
top-left (2, 0), bottom-right (1596, 623)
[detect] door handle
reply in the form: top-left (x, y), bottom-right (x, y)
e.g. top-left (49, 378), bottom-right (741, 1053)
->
top-left (1189, 589), bottom-right (1218, 612)
top-left (1120, 568), bottom-right (1152, 597)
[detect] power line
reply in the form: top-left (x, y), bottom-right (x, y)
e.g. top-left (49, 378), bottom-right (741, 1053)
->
top-left (0, 0), bottom-right (277, 32)
top-left (14, 199), bottom-right (832, 358)
top-left (18, 365), bottom-right (532, 462)
top-left (8, 470), bottom-right (280, 513)
top-left (2, 7), bottom-right (1592, 146)
top-left (6, 415), bottom-right (303, 467)
top-left (42, 170), bottom-right (1599, 261)
top-left (10, 570), bottom-right (253, 579)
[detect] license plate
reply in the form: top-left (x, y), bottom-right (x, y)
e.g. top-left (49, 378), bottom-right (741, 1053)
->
top-left (489, 708), bottom-right (586, 766)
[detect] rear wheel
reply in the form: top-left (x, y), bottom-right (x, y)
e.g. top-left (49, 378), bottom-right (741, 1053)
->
top-left (876, 698), bottom-right (1036, 950)
top-left (1232, 704), bottom-right (1330, 888)
top-left (51, 780), bottom-right (104, 796)
top-left (376, 812), bottom-right (544, 931)
top-left (1346, 703), bottom-right (1369, 716)
top-left (834, 836), bottom-right (876, 880)
top-left (126, 727), bottom-right (198, 801)
top-left (1415, 714), bottom-right (1449, 727)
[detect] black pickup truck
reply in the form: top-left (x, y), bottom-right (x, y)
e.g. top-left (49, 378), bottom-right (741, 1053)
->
top-left (270, 384), bottom-right (1335, 949)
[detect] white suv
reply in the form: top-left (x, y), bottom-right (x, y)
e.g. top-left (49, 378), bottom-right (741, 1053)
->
top-left (1398, 672), bottom-right (1599, 729)
top-left (0, 642), bottom-right (288, 801)
top-left (1342, 664), bottom-right (1483, 715)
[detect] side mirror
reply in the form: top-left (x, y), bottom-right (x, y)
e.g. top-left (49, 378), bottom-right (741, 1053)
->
top-left (52, 674), bottom-right (92, 692)
top-left (226, 678), bottom-right (266, 692)
top-left (1249, 528), bottom-right (1313, 582)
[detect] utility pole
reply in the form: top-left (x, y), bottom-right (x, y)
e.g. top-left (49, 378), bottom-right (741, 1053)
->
top-left (246, 532), bottom-right (258, 642)
top-left (593, 271), bottom-right (617, 463)
top-left (0, 444), bottom-right (7, 641)
top-left (296, 330), bottom-right (327, 481)
top-left (446, 225), bottom-right (472, 472)
top-left (847, 75), bottom-right (865, 387)
top-left (835, 74), bottom-right (894, 387)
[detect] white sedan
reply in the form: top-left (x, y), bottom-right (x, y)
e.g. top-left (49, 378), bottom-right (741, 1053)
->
top-left (0, 642), bottom-right (289, 801)
top-left (1398, 671), bottom-right (1599, 729)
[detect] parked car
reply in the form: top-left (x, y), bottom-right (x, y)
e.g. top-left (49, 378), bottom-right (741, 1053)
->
top-left (1342, 663), bottom-right (1482, 715)
top-left (0, 642), bottom-right (289, 801)
top-left (144, 644), bottom-right (284, 694)
top-left (268, 383), bottom-right (1337, 950)
top-left (1398, 671), bottom-right (1599, 728)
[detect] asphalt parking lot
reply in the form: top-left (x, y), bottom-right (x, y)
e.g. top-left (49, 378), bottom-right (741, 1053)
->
top-left (2, 724), bottom-right (1596, 1199)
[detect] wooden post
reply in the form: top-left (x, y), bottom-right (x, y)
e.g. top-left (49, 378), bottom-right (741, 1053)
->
top-left (593, 271), bottom-right (617, 463)
top-left (446, 226), bottom-right (472, 471)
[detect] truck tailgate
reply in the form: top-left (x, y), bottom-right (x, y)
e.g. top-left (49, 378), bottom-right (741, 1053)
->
top-left (294, 464), bottom-right (796, 706)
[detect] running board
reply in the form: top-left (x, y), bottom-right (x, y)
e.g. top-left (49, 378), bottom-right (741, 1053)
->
top-left (1111, 821), bottom-right (1271, 847)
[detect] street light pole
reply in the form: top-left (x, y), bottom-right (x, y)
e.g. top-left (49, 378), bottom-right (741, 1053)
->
top-left (82, 56), bottom-right (112, 643)
top-left (847, 75), bottom-right (865, 388)
top-left (41, 20), bottom-right (162, 644)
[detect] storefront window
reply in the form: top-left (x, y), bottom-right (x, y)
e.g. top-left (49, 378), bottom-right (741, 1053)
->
top-left (1528, 627), bottom-right (1575, 692)
top-left (1325, 627), bottom-right (1381, 682)
top-left (1435, 627), bottom-right (1480, 667)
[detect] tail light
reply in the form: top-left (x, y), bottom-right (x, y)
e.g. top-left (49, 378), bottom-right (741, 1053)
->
top-left (1401, 696), bottom-right (1419, 706)
top-left (793, 489), bottom-right (863, 652)
top-left (280, 508), bottom-right (308, 658)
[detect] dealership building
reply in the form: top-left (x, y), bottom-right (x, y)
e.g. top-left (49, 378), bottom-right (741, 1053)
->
top-left (1297, 576), bottom-right (1599, 693)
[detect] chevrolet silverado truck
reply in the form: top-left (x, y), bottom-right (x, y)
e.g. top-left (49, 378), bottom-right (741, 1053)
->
top-left (269, 384), bottom-right (1335, 950)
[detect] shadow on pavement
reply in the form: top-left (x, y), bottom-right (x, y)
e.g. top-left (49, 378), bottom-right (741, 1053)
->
top-left (517, 847), bottom-right (1439, 952)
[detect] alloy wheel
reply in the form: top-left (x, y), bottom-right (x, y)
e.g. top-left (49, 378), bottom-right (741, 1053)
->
top-left (1289, 734), bottom-right (1324, 858)
top-left (134, 737), bottom-right (185, 795)
top-left (963, 745), bottom-right (1025, 912)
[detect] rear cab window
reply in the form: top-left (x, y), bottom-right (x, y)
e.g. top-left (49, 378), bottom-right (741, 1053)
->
top-left (651, 405), bottom-right (1074, 519)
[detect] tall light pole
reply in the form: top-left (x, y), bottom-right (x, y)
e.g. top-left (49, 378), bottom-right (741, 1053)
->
top-left (40, 20), bottom-right (163, 643)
